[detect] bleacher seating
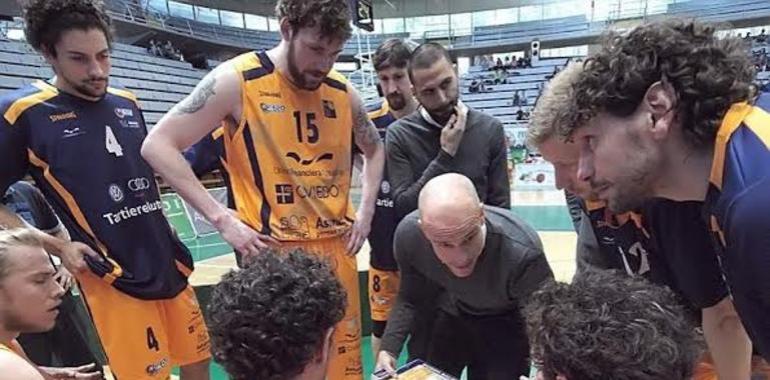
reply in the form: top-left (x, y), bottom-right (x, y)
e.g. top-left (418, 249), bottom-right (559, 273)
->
top-left (0, 39), bottom-right (203, 127)
top-left (667, 0), bottom-right (770, 24)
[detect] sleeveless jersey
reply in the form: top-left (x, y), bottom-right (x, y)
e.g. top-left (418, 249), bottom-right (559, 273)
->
top-left (224, 51), bottom-right (355, 241)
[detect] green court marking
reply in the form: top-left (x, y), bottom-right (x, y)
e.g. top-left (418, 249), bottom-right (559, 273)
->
top-left (511, 205), bottom-right (573, 231)
top-left (162, 194), bottom-right (196, 240)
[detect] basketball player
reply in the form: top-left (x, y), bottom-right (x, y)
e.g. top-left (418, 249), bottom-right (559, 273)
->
top-left (529, 61), bottom-right (755, 379)
top-left (141, 1), bottom-right (384, 378)
top-left (365, 38), bottom-right (418, 359)
top-left (0, 229), bottom-right (103, 380)
top-left (0, 1), bottom-right (211, 378)
top-left (564, 19), bottom-right (770, 361)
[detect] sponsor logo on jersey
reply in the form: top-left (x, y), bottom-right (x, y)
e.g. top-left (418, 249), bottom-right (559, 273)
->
top-left (259, 91), bottom-right (281, 99)
top-left (102, 200), bottom-right (163, 225)
top-left (285, 152), bottom-right (334, 166)
top-left (128, 177), bottom-right (151, 192)
top-left (274, 184), bottom-right (342, 204)
top-left (114, 108), bottom-right (134, 119)
top-left (62, 127), bottom-right (85, 139)
top-left (120, 119), bottom-right (141, 129)
top-left (108, 184), bottom-right (124, 203)
top-left (145, 357), bottom-right (168, 376)
top-left (316, 217), bottom-right (347, 230)
top-left (260, 103), bottom-right (286, 113)
top-left (278, 215), bottom-right (311, 239)
top-left (380, 180), bottom-right (390, 194)
top-left (322, 100), bottom-right (337, 118)
top-left (275, 184), bottom-right (295, 204)
top-left (49, 111), bottom-right (77, 122)
top-left (376, 198), bottom-right (394, 208)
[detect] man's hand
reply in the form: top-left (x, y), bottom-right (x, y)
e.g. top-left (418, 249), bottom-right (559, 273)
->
top-left (57, 241), bottom-right (102, 275)
top-left (214, 211), bottom-right (278, 258)
top-left (346, 208), bottom-right (373, 256)
top-left (53, 266), bottom-right (74, 291)
top-left (373, 351), bottom-right (397, 379)
top-left (42, 363), bottom-right (103, 379)
top-left (440, 105), bottom-right (467, 157)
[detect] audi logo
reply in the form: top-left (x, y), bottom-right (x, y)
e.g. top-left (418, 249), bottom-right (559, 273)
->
top-left (127, 177), bottom-right (151, 191)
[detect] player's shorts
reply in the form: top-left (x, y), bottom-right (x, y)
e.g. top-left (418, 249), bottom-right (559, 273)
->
top-left (77, 271), bottom-right (211, 380)
top-left (692, 352), bottom-right (770, 380)
top-left (368, 267), bottom-right (400, 322)
top-left (281, 236), bottom-right (363, 380)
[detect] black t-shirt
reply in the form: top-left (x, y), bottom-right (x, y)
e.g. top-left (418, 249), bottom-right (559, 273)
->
top-left (3, 181), bottom-right (61, 232)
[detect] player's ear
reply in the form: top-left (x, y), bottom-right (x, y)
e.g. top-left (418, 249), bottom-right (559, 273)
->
top-left (279, 17), bottom-right (293, 42)
top-left (642, 80), bottom-right (677, 140)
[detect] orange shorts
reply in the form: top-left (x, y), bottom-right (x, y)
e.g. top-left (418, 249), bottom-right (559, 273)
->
top-left (77, 272), bottom-right (211, 380)
top-left (282, 236), bottom-right (363, 380)
top-left (692, 352), bottom-right (770, 380)
top-left (368, 267), bottom-right (400, 322)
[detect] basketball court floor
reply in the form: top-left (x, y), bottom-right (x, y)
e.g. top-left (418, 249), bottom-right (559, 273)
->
top-left (172, 190), bottom-right (578, 379)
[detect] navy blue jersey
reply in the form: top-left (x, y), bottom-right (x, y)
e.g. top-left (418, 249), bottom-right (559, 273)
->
top-left (367, 100), bottom-right (399, 271)
top-left (3, 181), bottom-right (62, 233)
top-left (0, 81), bottom-right (192, 300)
top-left (580, 199), bottom-right (727, 318)
top-left (706, 91), bottom-right (770, 360)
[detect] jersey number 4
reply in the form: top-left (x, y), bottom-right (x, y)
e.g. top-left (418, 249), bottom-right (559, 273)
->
top-left (105, 126), bottom-right (124, 157)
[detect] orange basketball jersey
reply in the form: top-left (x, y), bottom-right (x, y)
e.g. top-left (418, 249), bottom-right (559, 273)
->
top-left (224, 51), bottom-right (355, 241)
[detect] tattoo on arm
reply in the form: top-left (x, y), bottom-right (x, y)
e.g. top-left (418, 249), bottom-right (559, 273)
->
top-left (174, 75), bottom-right (217, 115)
top-left (353, 103), bottom-right (381, 149)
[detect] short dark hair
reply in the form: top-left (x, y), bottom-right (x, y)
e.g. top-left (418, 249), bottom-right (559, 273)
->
top-left (208, 249), bottom-right (347, 380)
top-left (373, 38), bottom-right (413, 72)
top-left (565, 19), bottom-right (754, 150)
top-left (23, 0), bottom-right (113, 56)
top-left (524, 270), bottom-right (702, 380)
top-left (408, 42), bottom-right (452, 83)
top-left (276, 0), bottom-right (352, 42)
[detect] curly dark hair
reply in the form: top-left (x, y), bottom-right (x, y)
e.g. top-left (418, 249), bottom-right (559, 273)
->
top-left (23, 0), bottom-right (113, 56)
top-left (566, 19), bottom-right (755, 150)
top-left (276, 0), bottom-right (352, 42)
top-left (524, 269), bottom-right (702, 380)
top-left (208, 249), bottom-right (347, 380)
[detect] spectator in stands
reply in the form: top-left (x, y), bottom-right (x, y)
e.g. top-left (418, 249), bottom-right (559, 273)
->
top-left (759, 29), bottom-right (767, 43)
top-left (504, 56), bottom-right (512, 69)
top-left (512, 90), bottom-right (521, 106)
top-left (524, 270), bottom-right (701, 380)
top-left (495, 57), bottom-right (503, 69)
top-left (516, 108), bottom-right (526, 121)
top-left (745, 32), bottom-right (752, 40)
top-left (520, 90), bottom-right (528, 106)
top-left (147, 38), bottom-right (160, 56)
top-left (208, 249), bottom-right (346, 380)
top-left (469, 79), bottom-right (479, 93)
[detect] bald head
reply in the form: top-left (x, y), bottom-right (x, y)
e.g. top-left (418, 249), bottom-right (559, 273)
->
top-left (417, 174), bottom-right (486, 277)
top-left (419, 173), bottom-right (480, 222)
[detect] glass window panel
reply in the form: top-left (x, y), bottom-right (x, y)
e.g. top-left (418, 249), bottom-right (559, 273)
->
top-left (382, 18), bottom-right (405, 33)
top-left (220, 10), bottom-right (243, 28)
top-left (495, 8), bottom-right (518, 25)
top-left (195, 6), bottom-right (219, 24)
top-left (268, 17), bottom-right (280, 31)
top-left (519, 5), bottom-right (542, 22)
top-left (472, 10), bottom-right (495, 28)
top-left (168, 1), bottom-right (193, 19)
top-left (245, 14), bottom-right (268, 30)
top-left (450, 13), bottom-right (472, 35)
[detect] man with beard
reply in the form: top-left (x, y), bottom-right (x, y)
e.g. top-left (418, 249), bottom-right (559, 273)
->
top-left (365, 38), bottom-right (418, 359)
top-left (564, 19), bottom-right (770, 363)
top-left (141, 1), bottom-right (384, 378)
top-left (529, 62), bottom-right (756, 380)
top-left (386, 42), bottom-right (510, 221)
top-left (0, 1), bottom-right (211, 378)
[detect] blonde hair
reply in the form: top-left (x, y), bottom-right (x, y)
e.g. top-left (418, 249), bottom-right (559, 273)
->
top-left (0, 228), bottom-right (43, 279)
top-left (527, 62), bottom-right (585, 148)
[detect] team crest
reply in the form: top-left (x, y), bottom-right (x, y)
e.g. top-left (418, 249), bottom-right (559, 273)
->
top-left (322, 100), bottom-right (337, 119)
